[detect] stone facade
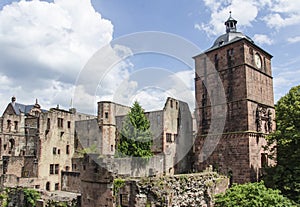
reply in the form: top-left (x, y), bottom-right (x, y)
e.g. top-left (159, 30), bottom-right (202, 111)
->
top-left (76, 97), bottom-right (193, 176)
top-left (76, 154), bottom-right (228, 207)
top-left (116, 171), bottom-right (228, 207)
top-left (0, 97), bottom-right (94, 191)
top-left (69, 97), bottom-right (193, 207)
top-left (194, 15), bottom-right (275, 183)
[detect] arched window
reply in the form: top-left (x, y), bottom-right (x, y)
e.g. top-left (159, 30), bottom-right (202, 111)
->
top-left (9, 139), bottom-right (15, 150)
top-left (46, 182), bottom-right (50, 191)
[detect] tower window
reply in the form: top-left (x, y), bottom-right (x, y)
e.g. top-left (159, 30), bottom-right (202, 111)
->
top-left (9, 139), bottom-right (15, 150)
top-left (166, 133), bottom-right (172, 143)
top-left (55, 183), bottom-right (59, 190)
top-left (249, 48), bottom-right (253, 55)
top-left (67, 121), bottom-right (71, 128)
top-left (105, 112), bottom-right (109, 119)
top-left (47, 118), bottom-right (51, 130)
top-left (50, 164), bottom-right (54, 174)
top-left (7, 120), bottom-right (11, 131)
top-left (54, 164), bottom-right (59, 174)
top-left (46, 182), bottom-right (50, 191)
top-left (66, 145), bottom-right (70, 154)
top-left (227, 48), bottom-right (234, 56)
top-left (14, 121), bottom-right (18, 131)
top-left (261, 153), bottom-right (268, 167)
top-left (72, 164), bottom-right (77, 170)
top-left (214, 54), bottom-right (218, 61)
top-left (57, 118), bottom-right (63, 128)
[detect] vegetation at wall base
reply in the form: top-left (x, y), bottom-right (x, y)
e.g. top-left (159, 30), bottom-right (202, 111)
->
top-left (23, 188), bottom-right (41, 207)
top-left (117, 101), bottom-right (153, 158)
top-left (214, 181), bottom-right (297, 207)
top-left (113, 178), bottom-right (126, 196)
top-left (264, 85), bottom-right (300, 204)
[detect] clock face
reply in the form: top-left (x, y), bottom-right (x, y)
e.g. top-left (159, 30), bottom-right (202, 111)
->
top-left (255, 53), bottom-right (262, 69)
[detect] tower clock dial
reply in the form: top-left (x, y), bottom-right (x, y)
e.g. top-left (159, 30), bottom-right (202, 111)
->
top-left (255, 53), bottom-right (262, 69)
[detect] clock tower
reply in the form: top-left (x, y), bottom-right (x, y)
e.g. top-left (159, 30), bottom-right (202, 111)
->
top-left (194, 13), bottom-right (275, 183)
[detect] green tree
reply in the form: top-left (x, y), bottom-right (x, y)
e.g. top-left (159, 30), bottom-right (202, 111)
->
top-left (117, 101), bottom-right (153, 158)
top-left (214, 181), bottom-right (296, 207)
top-left (264, 85), bottom-right (300, 204)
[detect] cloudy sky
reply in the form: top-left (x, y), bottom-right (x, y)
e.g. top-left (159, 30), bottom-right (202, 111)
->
top-left (0, 0), bottom-right (299, 114)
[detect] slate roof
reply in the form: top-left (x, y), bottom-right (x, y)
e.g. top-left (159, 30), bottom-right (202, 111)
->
top-left (10, 102), bottom-right (47, 115)
top-left (207, 32), bottom-right (254, 51)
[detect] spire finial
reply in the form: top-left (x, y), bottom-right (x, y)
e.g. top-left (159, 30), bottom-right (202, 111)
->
top-left (229, 11), bottom-right (232, 17)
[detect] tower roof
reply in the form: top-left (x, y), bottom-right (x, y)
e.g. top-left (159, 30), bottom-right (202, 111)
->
top-left (209, 12), bottom-right (254, 50)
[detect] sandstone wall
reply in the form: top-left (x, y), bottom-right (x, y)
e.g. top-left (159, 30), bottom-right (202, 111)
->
top-left (117, 172), bottom-right (228, 207)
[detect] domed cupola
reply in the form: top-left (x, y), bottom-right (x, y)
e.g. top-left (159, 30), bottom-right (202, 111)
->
top-left (225, 11), bottom-right (237, 33)
top-left (209, 12), bottom-right (254, 49)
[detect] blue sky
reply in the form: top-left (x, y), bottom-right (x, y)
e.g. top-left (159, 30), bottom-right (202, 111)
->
top-left (0, 0), bottom-right (299, 114)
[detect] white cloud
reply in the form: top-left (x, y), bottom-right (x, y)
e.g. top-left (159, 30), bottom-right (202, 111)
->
top-left (261, 0), bottom-right (300, 29)
top-left (287, 36), bottom-right (300, 43)
top-left (199, 0), bottom-right (300, 37)
top-left (0, 0), bottom-right (114, 114)
top-left (166, 70), bottom-right (195, 111)
top-left (263, 13), bottom-right (300, 29)
top-left (253, 34), bottom-right (273, 45)
top-left (270, 0), bottom-right (300, 13)
top-left (132, 88), bottom-right (171, 111)
top-left (198, 0), bottom-right (259, 35)
top-left (132, 70), bottom-right (195, 112)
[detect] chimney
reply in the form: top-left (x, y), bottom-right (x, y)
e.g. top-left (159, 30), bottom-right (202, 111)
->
top-left (11, 96), bottom-right (16, 106)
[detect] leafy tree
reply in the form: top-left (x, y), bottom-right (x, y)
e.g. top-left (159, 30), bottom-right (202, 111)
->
top-left (264, 85), bottom-right (300, 204)
top-left (117, 101), bottom-right (153, 158)
top-left (214, 181), bottom-right (296, 207)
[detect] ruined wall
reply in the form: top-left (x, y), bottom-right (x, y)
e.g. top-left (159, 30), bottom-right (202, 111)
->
top-left (75, 119), bottom-right (101, 154)
top-left (145, 111), bottom-right (164, 153)
top-left (61, 171), bottom-right (81, 193)
top-left (37, 106), bottom-right (95, 191)
top-left (80, 154), bottom-right (114, 207)
top-left (38, 109), bottom-right (75, 191)
top-left (2, 156), bottom-right (24, 177)
top-left (0, 187), bottom-right (80, 207)
top-left (0, 112), bottom-right (26, 158)
top-left (175, 101), bottom-right (194, 174)
top-left (117, 172), bottom-right (228, 207)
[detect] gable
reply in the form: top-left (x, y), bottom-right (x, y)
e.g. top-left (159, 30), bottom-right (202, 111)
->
top-left (3, 103), bottom-right (16, 116)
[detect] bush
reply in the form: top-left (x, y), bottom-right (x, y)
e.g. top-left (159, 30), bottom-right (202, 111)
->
top-left (214, 181), bottom-right (297, 207)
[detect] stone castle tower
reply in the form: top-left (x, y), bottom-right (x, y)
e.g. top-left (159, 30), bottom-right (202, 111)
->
top-left (193, 13), bottom-right (275, 183)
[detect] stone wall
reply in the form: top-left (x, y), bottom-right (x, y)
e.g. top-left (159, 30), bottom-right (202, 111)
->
top-left (61, 171), bottom-right (81, 193)
top-left (116, 172), bottom-right (228, 207)
top-left (0, 187), bottom-right (80, 207)
top-left (80, 154), bottom-right (114, 207)
top-left (97, 101), bottom-right (131, 156)
top-left (194, 37), bottom-right (275, 183)
top-left (75, 119), bottom-right (101, 154)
